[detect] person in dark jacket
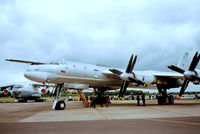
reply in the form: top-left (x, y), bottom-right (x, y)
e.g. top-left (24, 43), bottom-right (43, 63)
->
top-left (105, 94), bottom-right (110, 107)
top-left (141, 94), bottom-right (146, 106)
top-left (136, 95), bottom-right (140, 106)
top-left (85, 94), bottom-right (89, 102)
top-left (90, 94), bottom-right (96, 108)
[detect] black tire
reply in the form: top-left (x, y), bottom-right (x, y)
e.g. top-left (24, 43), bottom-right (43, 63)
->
top-left (166, 97), bottom-right (170, 104)
top-left (18, 99), bottom-right (27, 103)
top-left (35, 99), bottom-right (44, 102)
top-left (55, 101), bottom-right (66, 110)
top-left (157, 96), bottom-right (163, 105)
top-left (168, 96), bottom-right (174, 104)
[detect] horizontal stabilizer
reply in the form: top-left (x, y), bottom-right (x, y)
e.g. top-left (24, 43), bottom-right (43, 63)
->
top-left (6, 59), bottom-right (46, 65)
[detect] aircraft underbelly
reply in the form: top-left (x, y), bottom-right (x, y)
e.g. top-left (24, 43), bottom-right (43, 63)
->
top-left (53, 77), bottom-right (122, 87)
top-left (51, 76), bottom-right (157, 89)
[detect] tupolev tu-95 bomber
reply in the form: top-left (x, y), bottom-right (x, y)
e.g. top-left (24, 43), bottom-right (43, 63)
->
top-left (6, 52), bottom-right (200, 110)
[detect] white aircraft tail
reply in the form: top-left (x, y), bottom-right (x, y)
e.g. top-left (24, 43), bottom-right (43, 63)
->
top-left (178, 52), bottom-right (189, 70)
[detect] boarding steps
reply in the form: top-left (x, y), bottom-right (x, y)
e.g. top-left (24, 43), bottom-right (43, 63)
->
top-left (77, 89), bottom-right (89, 107)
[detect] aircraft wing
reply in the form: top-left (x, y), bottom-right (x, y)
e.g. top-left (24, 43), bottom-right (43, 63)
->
top-left (153, 73), bottom-right (184, 89)
top-left (0, 85), bottom-right (14, 91)
top-left (32, 84), bottom-right (56, 88)
top-left (6, 59), bottom-right (46, 65)
top-left (154, 73), bottom-right (184, 79)
top-left (102, 69), bottom-right (121, 79)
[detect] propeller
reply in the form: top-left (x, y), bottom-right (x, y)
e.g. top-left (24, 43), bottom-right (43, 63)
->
top-left (109, 54), bottom-right (145, 98)
top-left (168, 51), bottom-right (200, 96)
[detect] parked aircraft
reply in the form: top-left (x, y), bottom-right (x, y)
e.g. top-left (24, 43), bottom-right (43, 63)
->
top-left (0, 84), bottom-right (49, 102)
top-left (6, 52), bottom-right (200, 110)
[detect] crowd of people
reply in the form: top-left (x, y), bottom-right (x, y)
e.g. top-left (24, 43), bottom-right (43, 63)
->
top-left (85, 93), bottom-right (147, 108)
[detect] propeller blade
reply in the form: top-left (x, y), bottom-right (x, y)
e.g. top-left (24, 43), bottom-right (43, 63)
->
top-left (126, 55), bottom-right (133, 73)
top-left (179, 79), bottom-right (190, 96)
top-left (129, 55), bottom-right (137, 73)
top-left (191, 75), bottom-right (200, 82)
top-left (129, 77), bottom-right (145, 86)
top-left (188, 51), bottom-right (200, 71)
top-left (119, 81), bottom-right (129, 97)
top-left (118, 54), bottom-right (138, 97)
top-left (167, 65), bottom-right (185, 74)
top-left (109, 69), bottom-right (123, 75)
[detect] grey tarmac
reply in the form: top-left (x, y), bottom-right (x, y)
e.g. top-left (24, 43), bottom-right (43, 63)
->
top-left (0, 100), bottom-right (200, 134)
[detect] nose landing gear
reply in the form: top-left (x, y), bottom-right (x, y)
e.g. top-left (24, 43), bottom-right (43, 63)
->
top-left (55, 100), bottom-right (66, 110)
top-left (52, 84), bottom-right (66, 110)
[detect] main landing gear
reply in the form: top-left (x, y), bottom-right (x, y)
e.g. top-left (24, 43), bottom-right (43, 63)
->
top-left (95, 88), bottom-right (108, 104)
top-left (52, 84), bottom-right (66, 110)
top-left (157, 89), bottom-right (174, 105)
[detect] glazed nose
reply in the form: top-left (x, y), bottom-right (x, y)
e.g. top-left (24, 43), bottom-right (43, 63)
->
top-left (24, 72), bottom-right (47, 83)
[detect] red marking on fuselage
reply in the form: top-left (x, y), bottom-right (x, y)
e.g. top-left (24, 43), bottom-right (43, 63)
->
top-left (60, 70), bottom-right (66, 73)
top-left (3, 89), bottom-right (9, 95)
top-left (41, 89), bottom-right (46, 94)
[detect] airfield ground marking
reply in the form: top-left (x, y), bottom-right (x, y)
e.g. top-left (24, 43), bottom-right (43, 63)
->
top-left (143, 118), bottom-right (200, 126)
top-left (95, 108), bottom-right (109, 120)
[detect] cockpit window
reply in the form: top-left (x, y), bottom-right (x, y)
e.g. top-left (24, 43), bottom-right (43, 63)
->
top-left (15, 85), bottom-right (23, 88)
top-left (50, 60), bottom-right (68, 65)
top-left (50, 60), bottom-right (61, 65)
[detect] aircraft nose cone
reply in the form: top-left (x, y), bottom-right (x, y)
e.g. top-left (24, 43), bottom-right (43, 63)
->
top-left (24, 72), bottom-right (47, 83)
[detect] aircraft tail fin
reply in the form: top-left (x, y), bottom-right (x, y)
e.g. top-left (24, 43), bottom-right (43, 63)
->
top-left (178, 52), bottom-right (189, 70)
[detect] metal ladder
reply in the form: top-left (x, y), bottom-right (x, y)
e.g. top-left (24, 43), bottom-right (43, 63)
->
top-left (77, 89), bottom-right (89, 107)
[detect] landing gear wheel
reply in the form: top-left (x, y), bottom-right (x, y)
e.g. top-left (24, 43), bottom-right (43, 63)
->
top-left (157, 96), bottom-right (163, 105)
top-left (168, 96), bottom-right (174, 105)
top-left (157, 95), bottom-right (174, 105)
top-left (166, 97), bottom-right (169, 104)
top-left (35, 99), bottom-right (44, 102)
top-left (18, 99), bottom-right (27, 103)
top-left (55, 100), bottom-right (66, 110)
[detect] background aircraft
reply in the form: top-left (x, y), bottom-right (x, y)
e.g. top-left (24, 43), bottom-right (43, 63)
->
top-left (6, 52), bottom-right (200, 110)
top-left (0, 83), bottom-right (49, 102)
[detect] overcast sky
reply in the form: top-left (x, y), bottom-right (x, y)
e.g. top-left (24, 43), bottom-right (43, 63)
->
top-left (0, 0), bottom-right (200, 91)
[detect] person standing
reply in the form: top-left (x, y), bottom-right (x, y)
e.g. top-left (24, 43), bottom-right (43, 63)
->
top-left (136, 95), bottom-right (140, 106)
top-left (105, 94), bottom-right (110, 107)
top-left (90, 94), bottom-right (96, 108)
top-left (85, 94), bottom-right (89, 102)
top-left (142, 94), bottom-right (146, 106)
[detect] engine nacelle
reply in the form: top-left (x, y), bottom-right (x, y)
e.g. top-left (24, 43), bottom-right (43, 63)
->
top-left (184, 70), bottom-right (196, 79)
top-left (192, 70), bottom-right (200, 84)
top-left (195, 70), bottom-right (200, 77)
top-left (120, 73), bottom-right (134, 81)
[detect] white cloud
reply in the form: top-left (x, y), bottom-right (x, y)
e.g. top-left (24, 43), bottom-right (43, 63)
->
top-left (0, 0), bottom-right (200, 91)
